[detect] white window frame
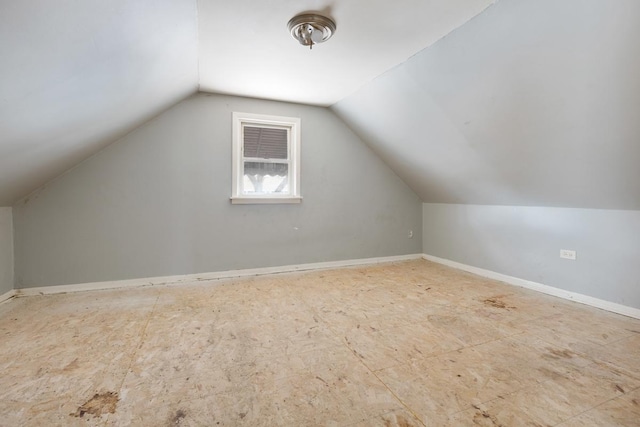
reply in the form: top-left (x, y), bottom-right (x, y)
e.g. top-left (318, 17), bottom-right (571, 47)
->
top-left (231, 112), bottom-right (301, 204)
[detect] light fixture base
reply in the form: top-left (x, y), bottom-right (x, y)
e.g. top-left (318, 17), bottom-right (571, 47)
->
top-left (288, 13), bottom-right (336, 49)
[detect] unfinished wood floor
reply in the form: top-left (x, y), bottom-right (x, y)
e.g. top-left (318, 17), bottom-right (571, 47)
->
top-left (1, 260), bottom-right (639, 426)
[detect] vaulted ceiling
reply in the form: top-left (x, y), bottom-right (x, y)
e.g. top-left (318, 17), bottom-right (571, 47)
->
top-left (197, 0), bottom-right (494, 106)
top-left (333, 0), bottom-right (640, 210)
top-left (0, 0), bottom-right (494, 206)
top-left (2, 0), bottom-right (638, 210)
top-left (0, 0), bottom-right (198, 205)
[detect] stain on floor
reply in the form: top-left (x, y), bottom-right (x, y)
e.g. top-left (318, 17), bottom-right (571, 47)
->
top-left (482, 296), bottom-right (515, 309)
top-left (169, 409), bottom-right (187, 426)
top-left (472, 410), bottom-right (505, 427)
top-left (543, 348), bottom-right (574, 360)
top-left (384, 414), bottom-right (417, 427)
top-left (70, 391), bottom-right (119, 418)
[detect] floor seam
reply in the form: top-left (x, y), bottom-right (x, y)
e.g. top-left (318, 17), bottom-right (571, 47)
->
top-left (101, 294), bottom-right (160, 426)
top-left (551, 384), bottom-right (640, 426)
top-left (305, 302), bottom-right (427, 427)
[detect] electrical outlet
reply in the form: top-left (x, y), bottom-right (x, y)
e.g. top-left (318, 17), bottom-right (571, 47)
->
top-left (408, 230), bottom-right (413, 238)
top-left (560, 249), bottom-right (576, 260)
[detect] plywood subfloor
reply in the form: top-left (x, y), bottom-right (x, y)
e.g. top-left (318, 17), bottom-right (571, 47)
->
top-left (1, 260), bottom-right (639, 426)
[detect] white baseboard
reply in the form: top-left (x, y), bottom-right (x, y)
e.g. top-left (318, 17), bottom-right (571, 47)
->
top-left (15, 254), bottom-right (424, 297)
top-left (0, 289), bottom-right (16, 305)
top-left (422, 254), bottom-right (640, 320)
top-left (15, 252), bottom-right (637, 320)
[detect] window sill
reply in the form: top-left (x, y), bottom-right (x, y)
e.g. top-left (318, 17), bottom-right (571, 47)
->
top-left (230, 196), bottom-right (302, 205)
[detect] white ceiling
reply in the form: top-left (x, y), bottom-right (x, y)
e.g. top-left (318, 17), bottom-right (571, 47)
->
top-left (198, 0), bottom-right (495, 106)
top-left (0, 0), bottom-right (198, 205)
top-left (0, 0), bottom-right (495, 205)
top-left (333, 0), bottom-right (640, 210)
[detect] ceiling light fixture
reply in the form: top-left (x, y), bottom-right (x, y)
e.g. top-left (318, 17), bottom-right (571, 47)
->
top-left (288, 13), bottom-right (336, 50)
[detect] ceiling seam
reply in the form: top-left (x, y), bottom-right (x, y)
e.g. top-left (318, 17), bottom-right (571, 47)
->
top-left (196, 0), bottom-right (201, 91)
top-left (329, 0), bottom-right (501, 108)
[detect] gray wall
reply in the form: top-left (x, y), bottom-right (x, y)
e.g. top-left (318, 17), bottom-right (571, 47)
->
top-left (13, 94), bottom-right (422, 288)
top-left (334, 0), bottom-right (640, 210)
top-left (423, 203), bottom-right (640, 310)
top-left (0, 208), bottom-right (13, 294)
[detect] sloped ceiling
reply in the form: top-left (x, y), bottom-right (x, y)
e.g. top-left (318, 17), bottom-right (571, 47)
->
top-left (0, 0), bottom-right (495, 206)
top-left (4, 0), bottom-right (637, 211)
top-left (0, 0), bottom-right (198, 205)
top-left (197, 0), bottom-right (495, 106)
top-left (333, 0), bottom-right (640, 210)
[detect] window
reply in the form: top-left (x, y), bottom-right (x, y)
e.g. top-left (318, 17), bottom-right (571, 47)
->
top-left (231, 112), bottom-right (301, 204)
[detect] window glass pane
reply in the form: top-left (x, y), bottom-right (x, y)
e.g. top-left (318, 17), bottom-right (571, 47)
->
top-left (243, 162), bottom-right (289, 194)
top-left (243, 126), bottom-right (288, 159)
